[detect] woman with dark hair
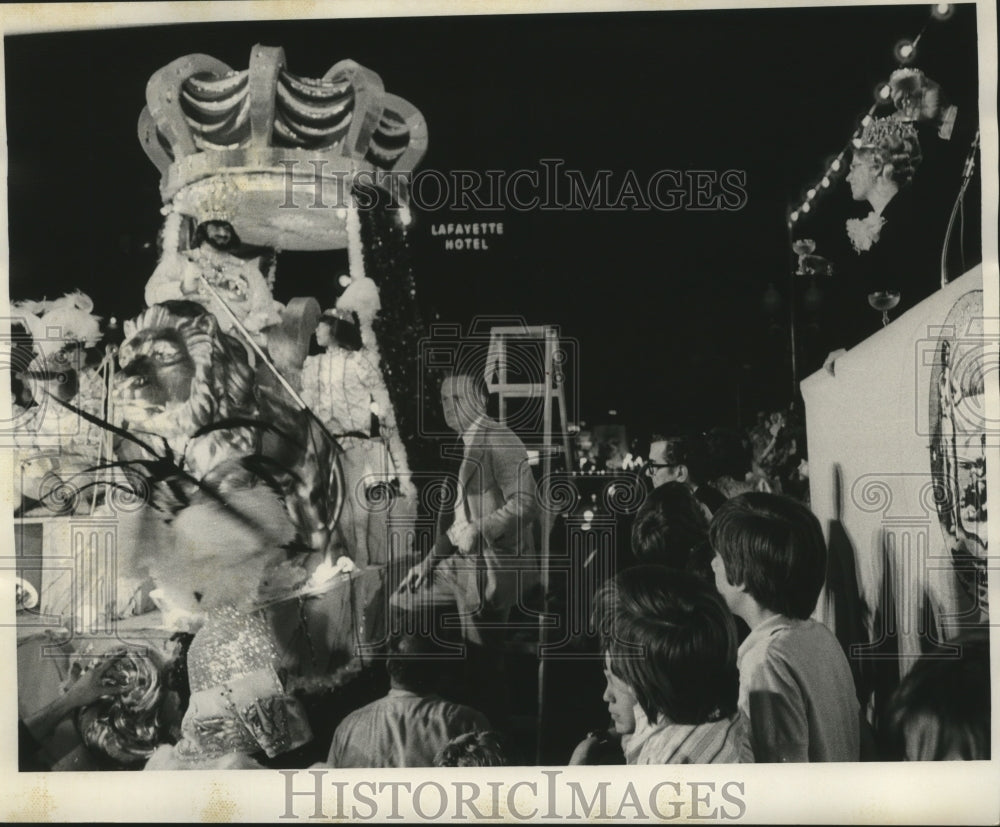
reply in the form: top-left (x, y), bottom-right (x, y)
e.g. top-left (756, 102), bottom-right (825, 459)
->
top-left (630, 481), bottom-right (712, 579)
top-left (300, 309), bottom-right (386, 566)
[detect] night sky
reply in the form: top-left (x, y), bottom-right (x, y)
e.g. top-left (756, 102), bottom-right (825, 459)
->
top-left (3, 4), bottom-right (982, 439)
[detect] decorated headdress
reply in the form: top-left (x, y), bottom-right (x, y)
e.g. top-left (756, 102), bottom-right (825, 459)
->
top-left (318, 307), bottom-right (363, 351)
top-left (859, 116), bottom-right (919, 150)
top-left (857, 116), bottom-right (922, 186)
top-left (320, 307), bottom-right (356, 325)
top-left (174, 607), bottom-right (311, 761)
top-left (172, 174), bottom-right (242, 227)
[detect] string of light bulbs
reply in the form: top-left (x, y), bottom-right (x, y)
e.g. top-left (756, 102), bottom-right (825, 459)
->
top-left (788, 3), bottom-right (956, 227)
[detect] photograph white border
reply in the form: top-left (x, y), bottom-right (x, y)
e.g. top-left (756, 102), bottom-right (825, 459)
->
top-left (1, 1), bottom-right (997, 822)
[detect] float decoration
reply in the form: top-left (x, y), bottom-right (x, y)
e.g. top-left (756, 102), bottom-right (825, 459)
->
top-left (138, 45), bottom-right (427, 251)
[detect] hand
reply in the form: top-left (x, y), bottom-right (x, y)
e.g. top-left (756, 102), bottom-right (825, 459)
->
top-left (823, 348), bottom-right (847, 377)
top-left (569, 734), bottom-right (602, 765)
top-left (569, 729), bottom-right (619, 765)
top-left (180, 261), bottom-right (202, 294)
top-left (62, 651), bottom-right (130, 710)
top-left (397, 556), bottom-right (435, 593)
top-left (447, 520), bottom-right (480, 554)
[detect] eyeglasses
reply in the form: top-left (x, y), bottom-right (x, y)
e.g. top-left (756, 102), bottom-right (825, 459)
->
top-left (642, 462), bottom-right (676, 477)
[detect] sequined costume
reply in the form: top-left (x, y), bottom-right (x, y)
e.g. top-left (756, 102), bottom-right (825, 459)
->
top-left (144, 607), bottom-right (311, 769)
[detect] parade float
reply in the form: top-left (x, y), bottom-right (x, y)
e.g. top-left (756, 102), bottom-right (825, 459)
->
top-left (13, 46), bottom-right (430, 741)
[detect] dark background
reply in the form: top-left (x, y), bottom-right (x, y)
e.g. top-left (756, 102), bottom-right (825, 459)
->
top-left (4, 4), bottom-right (982, 440)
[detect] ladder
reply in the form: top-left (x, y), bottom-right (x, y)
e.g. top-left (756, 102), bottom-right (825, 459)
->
top-left (484, 323), bottom-right (572, 764)
top-left (485, 324), bottom-right (572, 475)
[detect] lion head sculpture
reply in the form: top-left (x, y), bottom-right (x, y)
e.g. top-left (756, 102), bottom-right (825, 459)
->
top-left (111, 301), bottom-right (343, 620)
top-left (114, 300), bottom-right (257, 478)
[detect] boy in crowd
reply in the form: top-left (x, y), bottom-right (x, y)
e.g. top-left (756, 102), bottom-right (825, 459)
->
top-left (710, 493), bottom-right (860, 762)
top-left (579, 566), bottom-right (752, 764)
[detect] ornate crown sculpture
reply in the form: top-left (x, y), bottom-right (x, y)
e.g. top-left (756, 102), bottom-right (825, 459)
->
top-left (138, 45), bottom-right (428, 250)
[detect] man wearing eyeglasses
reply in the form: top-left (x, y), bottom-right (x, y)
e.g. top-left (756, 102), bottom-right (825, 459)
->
top-left (644, 436), bottom-right (685, 489)
top-left (645, 434), bottom-right (726, 518)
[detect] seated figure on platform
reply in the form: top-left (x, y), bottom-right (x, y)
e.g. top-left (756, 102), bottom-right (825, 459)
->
top-left (710, 493), bottom-right (860, 762)
top-left (574, 566), bottom-right (751, 765)
top-left (145, 220), bottom-right (283, 344)
top-left (325, 630), bottom-right (489, 768)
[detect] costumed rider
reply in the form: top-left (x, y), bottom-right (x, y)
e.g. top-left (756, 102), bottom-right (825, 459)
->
top-left (10, 291), bottom-right (108, 512)
top-left (825, 70), bottom-right (961, 374)
top-left (836, 68), bottom-right (961, 353)
top-left (300, 308), bottom-right (384, 568)
top-left (145, 211), bottom-right (283, 349)
top-left (824, 115), bottom-right (926, 372)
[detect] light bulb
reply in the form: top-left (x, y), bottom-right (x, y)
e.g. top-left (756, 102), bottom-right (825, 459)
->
top-left (821, 177), bottom-right (831, 188)
top-left (807, 188), bottom-right (816, 199)
top-left (801, 203), bottom-right (811, 213)
top-left (831, 158), bottom-right (842, 172)
top-left (894, 39), bottom-right (917, 63)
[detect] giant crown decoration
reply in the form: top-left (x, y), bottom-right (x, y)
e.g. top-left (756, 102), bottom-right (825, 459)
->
top-left (138, 45), bottom-right (428, 250)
